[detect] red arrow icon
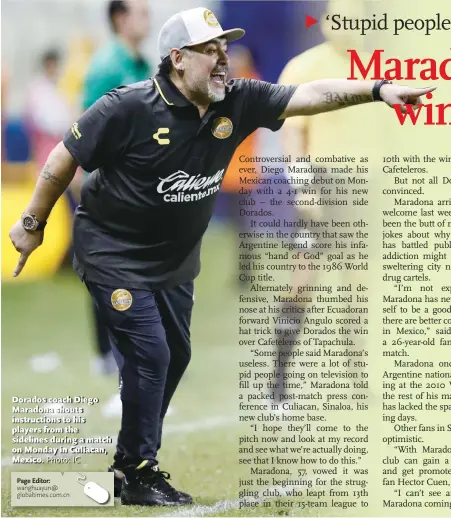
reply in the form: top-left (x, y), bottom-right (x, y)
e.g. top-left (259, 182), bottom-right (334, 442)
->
top-left (306, 15), bottom-right (318, 28)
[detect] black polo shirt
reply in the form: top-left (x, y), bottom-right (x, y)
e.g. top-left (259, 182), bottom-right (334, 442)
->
top-left (63, 73), bottom-right (297, 289)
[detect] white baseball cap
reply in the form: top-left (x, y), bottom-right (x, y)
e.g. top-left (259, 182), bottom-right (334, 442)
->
top-left (158, 7), bottom-right (245, 60)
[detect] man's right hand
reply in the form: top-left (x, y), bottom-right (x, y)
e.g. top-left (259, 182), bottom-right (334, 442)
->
top-left (9, 221), bottom-right (44, 277)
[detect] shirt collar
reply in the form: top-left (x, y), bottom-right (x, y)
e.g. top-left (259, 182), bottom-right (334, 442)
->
top-left (153, 72), bottom-right (192, 108)
top-left (153, 73), bottom-right (230, 115)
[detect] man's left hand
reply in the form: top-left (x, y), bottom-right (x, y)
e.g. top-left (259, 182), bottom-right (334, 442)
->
top-left (381, 84), bottom-right (436, 113)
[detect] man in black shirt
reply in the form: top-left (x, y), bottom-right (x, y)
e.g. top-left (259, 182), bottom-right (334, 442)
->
top-left (9, 6), bottom-right (433, 507)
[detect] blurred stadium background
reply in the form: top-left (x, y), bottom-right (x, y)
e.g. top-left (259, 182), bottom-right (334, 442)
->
top-left (1, 0), bottom-right (328, 515)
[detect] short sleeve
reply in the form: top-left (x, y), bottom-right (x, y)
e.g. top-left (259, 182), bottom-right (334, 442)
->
top-left (63, 89), bottom-right (126, 172)
top-left (241, 79), bottom-right (297, 134)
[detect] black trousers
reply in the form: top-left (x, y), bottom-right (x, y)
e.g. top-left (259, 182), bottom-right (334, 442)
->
top-left (92, 300), bottom-right (112, 357)
top-left (85, 280), bottom-right (194, 464)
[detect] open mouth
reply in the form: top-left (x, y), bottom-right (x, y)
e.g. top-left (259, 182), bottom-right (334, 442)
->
top-left (210, 71), bottom-right (226, 86)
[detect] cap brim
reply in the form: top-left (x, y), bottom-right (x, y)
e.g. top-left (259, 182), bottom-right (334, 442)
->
top-left (184, 28), bottom-right (245, 49)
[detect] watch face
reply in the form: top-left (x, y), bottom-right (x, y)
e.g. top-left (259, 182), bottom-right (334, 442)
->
top-left (22, 215), bottom-right (37, 231)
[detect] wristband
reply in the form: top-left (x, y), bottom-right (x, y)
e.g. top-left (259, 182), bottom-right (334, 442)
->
top-left (372, 79), bottom-right (392, 102)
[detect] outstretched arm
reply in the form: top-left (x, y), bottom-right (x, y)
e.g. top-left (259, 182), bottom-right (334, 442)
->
top-left (278, 79), bottom-right (436, 118)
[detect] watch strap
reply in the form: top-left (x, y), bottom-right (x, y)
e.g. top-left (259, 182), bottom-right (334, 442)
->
top-left (22, 212), bottom-right (47, 231)
top-left (372, 79), bottom-right (392, 102)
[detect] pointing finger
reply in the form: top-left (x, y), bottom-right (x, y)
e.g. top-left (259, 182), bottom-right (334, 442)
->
top-left (411, 86), bottom-right (436, 97)
top-left (13, 253), bottom-right (29, 277)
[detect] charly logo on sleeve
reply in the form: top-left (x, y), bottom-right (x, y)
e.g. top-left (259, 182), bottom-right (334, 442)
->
top-left (71, 122), bottom-right (82, 139)
top-left (157, 169), bottom-right (226, 203)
